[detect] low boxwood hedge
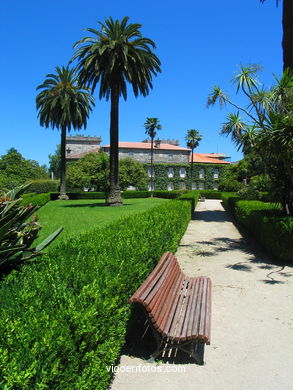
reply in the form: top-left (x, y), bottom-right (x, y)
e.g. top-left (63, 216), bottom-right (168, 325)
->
top-left (50, 192), bottom-right (106, 200)
top-left (20, 192), bottom-right (51, 207)
top-left (222, 194), bottom-right (293, 262)
top-left (0, 199), bottom-right (192, 389)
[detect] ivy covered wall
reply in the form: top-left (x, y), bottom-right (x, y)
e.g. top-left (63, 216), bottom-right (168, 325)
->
top-left (144, 163), bottom-right (228, 190)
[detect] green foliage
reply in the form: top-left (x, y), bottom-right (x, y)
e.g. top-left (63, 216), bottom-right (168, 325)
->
top-left (0, 184), bottom-right (62, 274)
top-left (178, 191), bottom-right (199, 215)
top-left (147, 163), bottom-right (226, 191)
top-left (119, 158), bottom-right (148, 191)
top-left (25, 179), bottom-right (59, 194)
top-left (50, 192), bottom-right (105, 200)
top-left (66, 153), bottom-right (148, 192)
top-left (0, 148), bottom-right (48, 190)
top-left (0, 200), bottom-right (190, 389)
top-left (121, 191), bottom-right (150, 199)
top-left (218, 178), bottom-right (243, 192)
top-left (237, 186), bottom-right (261, 200)
top-left (208, 66), bottom-right (293, 214)
top-left (221, 193), bottom-right (293, 262)
top-left (66, 152), bottom-right (109, 191)
top-left (48, 144), bottom-right (61, 179)
top-left (249, 174), bottom-right (272, 192)
top-left (153, 190), bottom-right (184, 199)
top-left (20, 193), bottom-right (51, 208)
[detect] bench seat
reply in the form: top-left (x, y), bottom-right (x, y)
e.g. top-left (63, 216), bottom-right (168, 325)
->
top-left (130, 252), bottom-right (211, 363)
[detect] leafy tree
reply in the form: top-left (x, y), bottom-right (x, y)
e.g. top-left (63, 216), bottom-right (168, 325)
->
top-left (144, 117), bottom-right (162, 193)
top-left (48, 144), bottom-right (61, 179)
top-left (0, 148), bottom-right (48, 190)
top-left (260, 0), bottom-right (293, 72)
top-left (66, 152), bottom-right (109, 191)
top-left (71, 16), bottom-right (161, 206)
top-left (36, 66), bottom-right (95, 199)
top-left (66, 152), bottom-right (147, 192)
top-left (185, 129), bottom-right (202, 189)
top-left (119, 158), bottom-right (148, 190)
top-left (208, 65), bottom-right (293, 214)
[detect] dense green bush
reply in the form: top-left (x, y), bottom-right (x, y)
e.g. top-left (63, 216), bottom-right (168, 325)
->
top-left (222, 194), bottom-right (293, 262)
top-left (20, 192), bottom-right (51, 207)
top-left (178, 191), bottom-right (199, 214)
top-left (153, 190), bottom-right (185, 199)
top-left (0, 199), bottom-right (191, 389)
top-left (198, 190), bottom-right (222, 199)
top-left (121, 190), bottom-right (150, 199)
top-left (25, 180), bottom-right (59, 194)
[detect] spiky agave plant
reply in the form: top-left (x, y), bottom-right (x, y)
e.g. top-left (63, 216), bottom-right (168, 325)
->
top-left (0, 183), bottom-right (63, 273)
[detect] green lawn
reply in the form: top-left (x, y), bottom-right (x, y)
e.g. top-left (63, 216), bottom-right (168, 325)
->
top-left (34, 197), bottom-right (167, 246)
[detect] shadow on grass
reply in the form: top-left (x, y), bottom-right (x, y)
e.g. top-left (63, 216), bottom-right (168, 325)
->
top-left (122, 305), bottom-right (201, 365)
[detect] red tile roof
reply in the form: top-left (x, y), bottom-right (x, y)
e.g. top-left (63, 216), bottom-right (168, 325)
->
top-left (103, 142), bottom-right (190, 151)
top-left (191, 153), bottom-right (230, 164)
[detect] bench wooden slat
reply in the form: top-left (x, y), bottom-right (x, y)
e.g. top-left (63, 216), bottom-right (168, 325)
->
top-left (130, 252), bottom-right (171, 303)
top-left (149, 260), bottom-right (180, 320)
top-left (129, 252), bottom-right (212, 361)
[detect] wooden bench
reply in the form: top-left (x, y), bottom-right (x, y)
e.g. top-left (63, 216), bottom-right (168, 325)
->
top-left (129, 252), bottom-right (211, 364)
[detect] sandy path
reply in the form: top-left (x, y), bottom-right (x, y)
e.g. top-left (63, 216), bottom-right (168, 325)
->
top-left (110, 199), bottom-right (293, 390)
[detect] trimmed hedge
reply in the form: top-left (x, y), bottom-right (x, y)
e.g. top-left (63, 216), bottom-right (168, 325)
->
top-left (0, 199), bottom-right (192, 389)
top-left (222, 194), bottom-right (293, 262)
top-left (178, 191), bottom-right (200, 215)
top-left (20, 192), bottom-right (51, 207)
top-left (121, 190), bottom-right (150, 198)
top-left (25, 180), bottom-right (59, 194)
top-left (153, 190), bottom-right (185, 199)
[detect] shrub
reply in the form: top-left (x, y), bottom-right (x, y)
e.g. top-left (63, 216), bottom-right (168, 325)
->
top-left (0, 199), bottom-right (191, 389)
top-left (153, 190), bottom-right (184, 199)
top-left (25, 180), bottom-right (59, 194)
top-left (178, 191), bottom-right (199, 214)
top-left (121, 190), bottom-right (150, 199)
top-left (20, 192), bottom-right (51, 207)
top-left (237, 186), bottom-right (261, 200)
top-left (0, 185), bottom-right (62, 274)
top-left (222, 194), bottom-right (293, 262)
top-left (198, 190), bottom-right (222, 199)
top-left (218, 178), bottom-right (243, 192)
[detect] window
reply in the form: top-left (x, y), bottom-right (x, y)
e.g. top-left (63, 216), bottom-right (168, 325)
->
top-left (213, 168), bottom-right (219, 179)
top-left (179, 167), bottom-right (186, 178)
top-left (128, 152), bottom-right (134, 157)
top-left (199, 182), bottom-right (204, 190)
top-left (168, 167), bottom-right (174, 178)
top-left (148, 167), bottom-right (155, 177)
top-left (192, 182), bottom-right (197, 190)
top-left (179, 182), bottom-right (186, 190)
top-left (167, 182), bottom-right (174, 191)
top-left (199, 168), bottom-right (205, 179)
top-left (148, 152), bottom-right (151, 159)
top-left (168, 153), bottom-right (174, 161)
top-left (213, 182), bottom-right (219, 190)
top-left (148, 181), bottom-right (154, 191)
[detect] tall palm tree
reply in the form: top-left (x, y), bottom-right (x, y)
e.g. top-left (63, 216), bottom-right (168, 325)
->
top-left (185, 129), bottom-right (202, 190)
top-left (36, 66), bottom-right (95, 199)
top-left (260, 0), bottom-right (293, 73)
top-left (144, 117), bottom-right (162, 193)
top-left (71, 16), bottom-right (161, 206)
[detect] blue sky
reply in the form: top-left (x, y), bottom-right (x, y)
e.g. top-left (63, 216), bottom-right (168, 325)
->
top-left (0, 0), bottom-right (282, 166)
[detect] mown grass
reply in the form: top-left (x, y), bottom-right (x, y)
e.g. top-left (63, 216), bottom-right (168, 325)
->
top-left (34, 197), bottom-right (167, 246)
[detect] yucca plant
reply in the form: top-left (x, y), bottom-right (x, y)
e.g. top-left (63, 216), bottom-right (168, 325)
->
top-left (0, 183), bottom-right (63, 273)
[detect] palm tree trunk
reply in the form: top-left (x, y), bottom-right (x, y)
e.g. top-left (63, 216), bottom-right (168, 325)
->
top-left (107, 86), bottom-right (123, 206)
top-left (59, 125), bottom-right (69, 200)
top-left (283, 0), bottom-right (293, 73)
top-left (150, 137), bottom-right (154, 197)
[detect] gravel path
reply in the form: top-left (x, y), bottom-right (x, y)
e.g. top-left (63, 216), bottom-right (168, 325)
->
top-left (110, 199), bottom-right (293, 390)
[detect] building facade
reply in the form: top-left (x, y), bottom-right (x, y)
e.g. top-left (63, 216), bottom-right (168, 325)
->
top-left (66, 135), bottom-right (102, 161)
top-left (102, 140), bottom-right (230, 191)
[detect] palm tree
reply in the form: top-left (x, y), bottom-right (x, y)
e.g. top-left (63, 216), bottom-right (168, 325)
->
top-left (260, 0), bottom-right (293, 73)
top-left (185, 129), bottom-right (202, 190)
top-left (71, 16), bottom-right (161, 206)
top-left (144, 117), bottom-right (162, 193)
top-left (36, 66), bottom-right (95, 199)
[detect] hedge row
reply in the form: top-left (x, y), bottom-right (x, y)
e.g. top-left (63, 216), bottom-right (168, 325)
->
top-left (222, 194), bottom-right (293, 262)
top-left (25, 180), bottom-right (59, 194)
top-left (20, 192), bottom-right (51, 207)
top-left (178, 191), bottom-right (200, 215)
top-left (0, 199), bottom-right (192, 389)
